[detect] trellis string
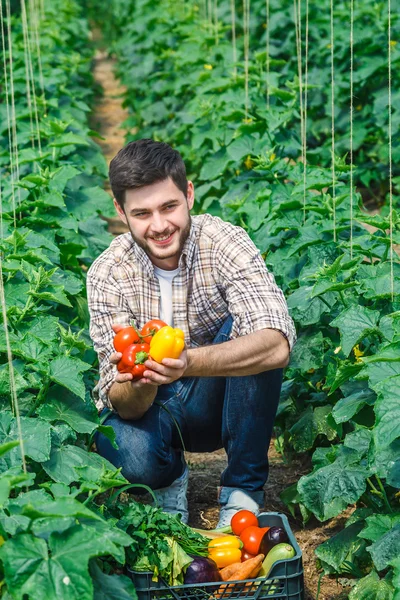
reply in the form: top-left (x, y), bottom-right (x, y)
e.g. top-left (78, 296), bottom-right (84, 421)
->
top-left (349, 0), bottom-right (354, 257)
top-left (243, 0), bottom-right (250, 120)
top-left (230, 0), bottom-right (237, 79)
top-left (388, 0), bottom-right (394, 299)
top-left (330, 0), bottom-right (336, 241)
top-left (5, 0), bottom-right (21, 213)
top-left (265, 0), bottom-right (270, 108)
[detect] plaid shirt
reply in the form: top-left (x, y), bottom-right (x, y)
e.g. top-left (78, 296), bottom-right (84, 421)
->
top-left (87, 214), bottom-right (296, 411)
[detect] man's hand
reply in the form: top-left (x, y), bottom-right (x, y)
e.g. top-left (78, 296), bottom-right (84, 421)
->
top-left (142, 349), bottom-right (188, 385)
top-left (110, 324), bottom-right (158, 387)
top-left (110, 323), bottom-right (187, 387)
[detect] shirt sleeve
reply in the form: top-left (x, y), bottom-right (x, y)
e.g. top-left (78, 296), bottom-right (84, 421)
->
top-left (86, 259), bottom-right (138, 411)
top-left (216, 230), bottom-right (297, 351)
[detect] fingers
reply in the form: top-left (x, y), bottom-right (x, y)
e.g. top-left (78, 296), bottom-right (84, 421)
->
top-left (110, 351), bottom-right (122, 365)
top-left (145, 358), bottom-right (185, 372)
top-left (115, 372), bottom-right (133, 383)
top-left (112, 324), bottom-right (125, 333)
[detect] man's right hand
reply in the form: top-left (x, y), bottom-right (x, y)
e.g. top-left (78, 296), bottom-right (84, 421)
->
top-left (108, 324), bottom-right (158, 419)
top-left (110, 324), bottom-right (158, 387)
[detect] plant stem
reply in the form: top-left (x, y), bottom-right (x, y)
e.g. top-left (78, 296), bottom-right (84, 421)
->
top-left (339, 291), bottom-right (347, 307)
top-left (375, 476), bottom-right (393, 513)
top-left (27, 376), bottom-right (51, 417)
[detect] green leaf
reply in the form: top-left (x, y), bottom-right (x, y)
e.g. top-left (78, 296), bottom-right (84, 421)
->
top-left (315, 521), bottom-right (366, 575)
top-left (332, 388), bottom-right (376, 423)
top-left (90, 561), bottom-right (137, 600)
top-left (387, 459), bottom-right (400, 488)
top-left (368, 438), bottom-right (400, 479)
top-left (21, 316), bottom-right (59, 344)
top-left (349, 571), bottom-right (394, 600)
top-left (0, 415), bottom-right (51, 466)
top-left (42, 441), bottom-right (119, 485)
top-left (287, 286), bottom-right (331, 326)
top-left (330, 305), bottom-right (380, 356)
top-left (298, 461), bottom-right (369, 521)
top-left (359, 514), bottom-right (400, 543)
top-left (50, 166), bottom-right (80, 192)
top-left (0, 523), bottom-right (132, 600)
top-left (289, 405), bottom-right (337, 452)
top-left (289, 331), bottom-right (324, 372)
top-left (366, 364), bottom-right (400, 391)
top-left (199, 148), bottom-right (233, 181)
top-left (368, 524), bottom-right (400, 572)
top-left (49, 132), bottom-right (91, 147)
top-left (38, 387), bottom-right (99, 434)
top-left (49, 357), bottom-right (91, 400)
top-left (368, 377), bottom-right (400, 449)
top-left (328, 362), bottom-right (364, 395)
top-left (287, 225), bottom-right (324, 257)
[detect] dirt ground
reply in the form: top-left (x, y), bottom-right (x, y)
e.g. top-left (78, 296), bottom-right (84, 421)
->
top-left (91, 44), bottom-right (351, 600)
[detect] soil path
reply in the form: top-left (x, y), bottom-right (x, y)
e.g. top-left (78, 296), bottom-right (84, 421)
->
top-left (91, 38), bottom-right (350, 600)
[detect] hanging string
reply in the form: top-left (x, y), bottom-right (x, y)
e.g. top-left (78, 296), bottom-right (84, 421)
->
top-left (28, 0), bottom-right (46, 115)
top-left (0, 0), bottom-right (16, 228)
top-left (207, 0), bottom-right (212, 29)
top-left (303, 0), bottom-right (309, 221)
top-left (214, 0), bottom-right (219, 45)
top-left (5, 0), bottom-right (21, 214)
top-left (265, 0), bottom-right (270, 108)
top-left (230, 0), bottom-right (237, 79)
top-left (293, 0), bottom-right (306, 222)
top-left (330, 0), bottom-right (336, 241)
top-left (21, 0), bottom-right (42, 154)
top-left (243, 0), bottom-right (250, 120)
top-left (349, 0), bottom-right (354, 258)
top-left (0, 262), bottom-right (27, 476)
top-left (20, 0), bottom-right (35, 149)
top-left (388, 0), bottom-right (394, 300)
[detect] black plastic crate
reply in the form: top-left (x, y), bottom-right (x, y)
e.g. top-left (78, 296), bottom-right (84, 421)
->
top-left (128, 512), bottom-right (304, 600)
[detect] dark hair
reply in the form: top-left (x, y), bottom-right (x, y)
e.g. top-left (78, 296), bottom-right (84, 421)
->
top-left (109, 139), bottom-right (188, 207)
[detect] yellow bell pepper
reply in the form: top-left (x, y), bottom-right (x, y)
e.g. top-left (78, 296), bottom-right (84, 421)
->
top-left (149, 326), bottom-right (185, 363)
top-left (208, 535), bottom-right (242, 550)
top-left (208, 547), bottom-right (242, 568)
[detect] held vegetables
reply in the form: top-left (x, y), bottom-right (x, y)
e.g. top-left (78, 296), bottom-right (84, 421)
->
top-left (149, 326), bottom-right (185, 362)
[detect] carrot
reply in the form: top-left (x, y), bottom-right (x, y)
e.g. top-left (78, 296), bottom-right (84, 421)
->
top-left (220, 562), bottom-right (242, 581)
top-left (212, 555), bottom-right (265, 598)
top-left (225, 554), bottom-right (265, 581)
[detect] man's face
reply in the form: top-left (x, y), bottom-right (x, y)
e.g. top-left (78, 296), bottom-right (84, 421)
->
top-left (114, 178), bottom-right (194, 270)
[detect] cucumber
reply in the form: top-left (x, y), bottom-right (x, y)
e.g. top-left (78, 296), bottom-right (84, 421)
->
top-left (259, 543), bottom-right (295, 577)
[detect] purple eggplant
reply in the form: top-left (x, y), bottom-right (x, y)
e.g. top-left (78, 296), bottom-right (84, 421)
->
top-left (184, 556), bottom-right (222, 584)
top-left (259, 526), bottom-right (289, 555)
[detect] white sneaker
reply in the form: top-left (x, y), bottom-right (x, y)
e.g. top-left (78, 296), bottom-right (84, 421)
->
top-left (217, 487), bottom-right (264, 528)
top-left (153, 466), bottom-right (189, 524)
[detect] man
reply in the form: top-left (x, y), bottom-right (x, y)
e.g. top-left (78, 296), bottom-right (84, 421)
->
top-left (87, 139), bottom-right (296, 526)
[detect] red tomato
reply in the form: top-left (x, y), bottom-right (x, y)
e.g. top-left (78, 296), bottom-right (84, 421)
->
top-left (119, 342), bottom-right (150, 380)
top-left (241, 549), bottom-right (256, 562)
top-left (231, 510), bottom-right (259, 536)
top-left (141, 319), bottom-right (167, 343)
top-left (113, 327), bottom-right (140, 352)
top-left (240, 526), bottom-right (266, 555)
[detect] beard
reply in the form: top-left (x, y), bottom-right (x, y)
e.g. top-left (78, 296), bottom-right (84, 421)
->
top-left (128, 214), bottom-right (192, 265)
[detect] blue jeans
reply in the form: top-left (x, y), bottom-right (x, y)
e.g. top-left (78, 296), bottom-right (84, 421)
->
top-left (96, 317), bottom-right (283, 493)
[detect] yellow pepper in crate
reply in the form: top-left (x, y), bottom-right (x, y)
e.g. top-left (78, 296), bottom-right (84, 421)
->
top-left (149, 326), bottom-right (185, 363)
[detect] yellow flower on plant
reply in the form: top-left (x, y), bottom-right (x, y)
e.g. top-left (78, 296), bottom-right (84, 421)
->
top-left (270, 153), bottom-right (276, 161)
top-left (390, 40), bottom-right (397, 47)
top-left (244, 155), bottom-right (254, 169)
top-left (204, 64), bottom-right (213, 70)
top-left (353, 344), bottom-right (364, 362)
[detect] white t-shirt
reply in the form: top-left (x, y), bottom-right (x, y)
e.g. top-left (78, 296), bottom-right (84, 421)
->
top-left (153, 266), bottom-right (179, 327)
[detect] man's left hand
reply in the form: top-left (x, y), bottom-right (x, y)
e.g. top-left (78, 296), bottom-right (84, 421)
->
top-left (143, 348), bottom-right (188, 385)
